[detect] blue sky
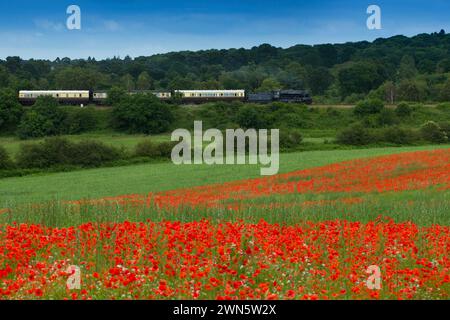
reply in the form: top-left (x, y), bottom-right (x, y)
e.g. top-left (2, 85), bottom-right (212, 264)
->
top-left (0, 0), bottom-right (449, 59)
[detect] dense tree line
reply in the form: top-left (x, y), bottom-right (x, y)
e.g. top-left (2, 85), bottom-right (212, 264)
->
top-left (1, 31), bottom-right (450, 103)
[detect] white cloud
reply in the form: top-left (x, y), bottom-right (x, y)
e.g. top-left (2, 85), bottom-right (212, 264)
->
top-left (102, 20), bottom-right (121, 32)
top-left (34, 19), bottom-right (65, 32)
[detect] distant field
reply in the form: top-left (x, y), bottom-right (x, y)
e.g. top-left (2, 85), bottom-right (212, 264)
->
top-left (1, 145), bottom-right (448, 207)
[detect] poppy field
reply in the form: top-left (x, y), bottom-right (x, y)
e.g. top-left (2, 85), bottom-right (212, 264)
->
top-left (0, 148), bottom-right (449, 300)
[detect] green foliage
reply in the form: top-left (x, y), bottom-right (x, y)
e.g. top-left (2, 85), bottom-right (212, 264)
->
top-left (134, 140), bottom-right (160, 158)
top-left (155, 142), bottom-right (177, 159)
top-left (398, 55), bottom-right (418, 80)
top-left (65, 107), bottom-right (99, 134)
top-left (336, 124), bottom-right (376, 145)
top-left (236, 105), bottom-right (266, 129)
top-left (71, 140), bottom-right (123, 167)
top-left (136, 71), bottom-right (154, 90)
top-left (438, 121), bottom-right (450, 137)
top-left (112, 93), bottom-right (174, 134)
top-left (396, 80), bottom-right (428, 102)
top-left (256, 78), bottom-right (281, 92)
top-left (337, 61), bottom-right (384, 97)
top-left (17, 96), bottom-right (67, 139)
top-left (381, 126), bottom-right (419, 145)
top-left (0, 88), bottom-right (23, 132)
top-left (54, 67), bottom-right (105, 90)
top-left (395, 102), bottom-right (413, 117)
top-left (420, 121), bottom-right (448, 143)
top-left (16, 137), bottom-right (122, 169)
top-left (0, 146), bottom-right (14, 170)
top-left (438, 80), bottom-right (450, 101)
top-left (354, 99), bottom-right (385, 117)
top-left (436, 103), bottom-right (450, 111)
top-left (106, 87), bottom-right (127, 105)
top-left (279, 129), bottom-right (303, 150)
top-left (377, 108), bottom-right (398, 127)
top-left (16, 137), bottom-right (74, 168)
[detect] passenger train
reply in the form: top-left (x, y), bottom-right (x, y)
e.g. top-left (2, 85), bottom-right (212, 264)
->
top-left (18, 89), bottom-right (312, 105)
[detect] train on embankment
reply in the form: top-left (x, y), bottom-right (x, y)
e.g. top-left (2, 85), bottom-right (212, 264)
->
top-left (18, 89), bottom-right (312, 106)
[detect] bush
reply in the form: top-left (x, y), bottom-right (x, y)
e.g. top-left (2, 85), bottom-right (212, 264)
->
top-left (134, 140), bottom-right (161, 158)
top-left (436, 103), bottom-right (450, 111)
top-left (156, 142), bottom-right (177, 158)
top-left (0, 88), bottom-right (23, 133)
top-left (71, 140), bottom-right (123, 167)
top-left (438, 121), bottom-right (450, 137)
top-left (377, 108), bottom-right (398, 126)
top-left (337, 124), bottom-right (376, 145)
top-left (354, 99), bottom-right (385, 117)
top-left (66, 107), bottom-right (99, 134)
top-left (279, 129), bottom-right (303, 149)
top-left (236, 105), bottom-right (266, 129)
top-left (106, 87), bottom-right (127, 106)
top-left (17, 96), bottom-right (68, 139)
top-left (0, 146), bottom-right (14, 170)
top-left (134, 140), bottom-right (177, 159)
top-left (112, 93), bottom-right (174, 134)
top-left (16, 137), bottom-right (123, 169)
top-left (381, 126), bottom-right (419, 145)
top-left (420, 121), bottom-right (448, 143)
top-left (16, 137), bottom-right (75, 168)
top-left (343, 93), bottom-right (366, 104)
top-left (395, 102), bottom-right (413, 117)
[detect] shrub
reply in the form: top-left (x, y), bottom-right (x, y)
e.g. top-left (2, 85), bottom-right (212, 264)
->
top-left (354, 99), bottom-right (384, 117)
top-left (71, 140), bottom-right (122, 167)
top-left (112, 93), bottom-right (174, 134)
top-left (134, 140), bottom-right (177, 159)
top-left (336, 124), bottom-right (376, 145)
top-left (106, 87), bottom-right (127, 106)
top-left (436, 103), bottom-right (450, 111)
top-left (16, 137), bottom-right (74, 168)
top-left (17, 96), bottom-right (68, 139)
top-left (0, 146), bottom-right (14, 170)
top-left (343, 93), bottom-right (366, 104)
top-left (134, 140), bottom-right (161, 158)
top-left (395, 102), bottom-right (413, 117)
top-left (66, 107), bottom-right (99, 134)
top-left (156, 142), bottom-right (177, 158)
top-left (438, 121), bottom-right (450, 137)
top-left (279, 129), bottom-right (303, 149)
top-left (16, 137), bottom-right (122, 169)
top-left (236, 105), bottom-right (266, 129)
top-left (420, 121), bottom-right (448, 143)
top-left (0, 88), bottom-right (23, 133)
top-left (377, 108), bottom-right (398, 126)
top-left (381, 127), bottom-right (419, 145)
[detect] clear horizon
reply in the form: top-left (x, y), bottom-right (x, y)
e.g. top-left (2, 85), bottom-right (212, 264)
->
top-left (0, 0), bottom-right (449, 60)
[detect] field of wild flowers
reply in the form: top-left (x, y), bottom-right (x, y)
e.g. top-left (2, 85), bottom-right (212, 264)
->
top-left (0, 149), bottom-right (449, 300)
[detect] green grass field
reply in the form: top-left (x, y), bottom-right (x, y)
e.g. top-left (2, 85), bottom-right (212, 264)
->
top-left (1, 144), bottom-right (448, 207)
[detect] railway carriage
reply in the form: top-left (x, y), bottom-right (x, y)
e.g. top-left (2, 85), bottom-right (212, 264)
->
top-left (18, 90), bottom-right (90, 106)
top-left (175, 90), bottom-right (246, 103)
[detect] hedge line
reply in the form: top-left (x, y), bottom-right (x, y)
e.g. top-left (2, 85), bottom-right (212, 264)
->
top-left (337, 121), bottom-right (450, 145)
top-left (0, 138), bottom-right (177, 178)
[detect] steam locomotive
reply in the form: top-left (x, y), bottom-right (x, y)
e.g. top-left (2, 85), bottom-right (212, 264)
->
top-left (18, 89), bottom-right (312, 105)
